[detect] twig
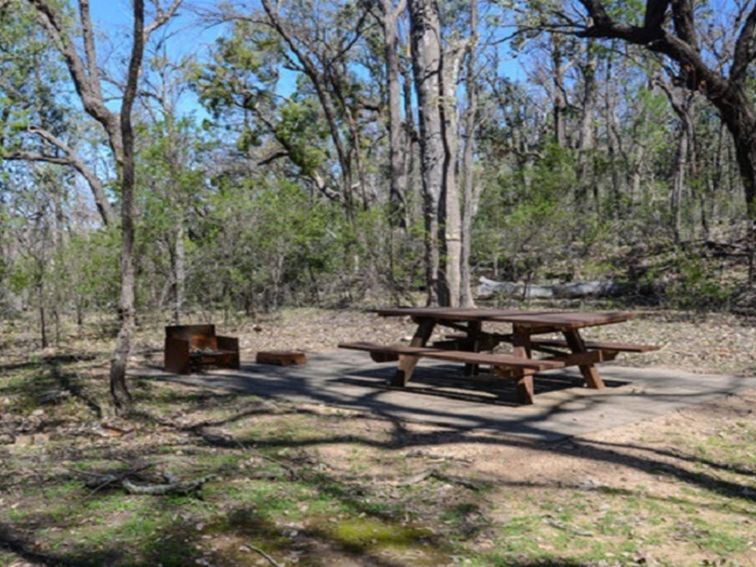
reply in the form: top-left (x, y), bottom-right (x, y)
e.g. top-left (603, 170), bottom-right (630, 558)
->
top-left (394, 468), bottom-right (483, 491)
top-left (84, 462), bottom-right (156, 497)
top-left (430, 471), bottom-right (484, 491)
top-left (243, 544), bottom-right (283, 567)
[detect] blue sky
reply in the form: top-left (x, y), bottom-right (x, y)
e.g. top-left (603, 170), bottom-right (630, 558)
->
top-left (89, 1), bottom-right (299, 114)
top-left (87, 0), bottom-right (524, 118)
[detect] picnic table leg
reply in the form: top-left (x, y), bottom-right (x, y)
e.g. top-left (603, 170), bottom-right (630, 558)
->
top-left (463, 321), bottom-right (482, 376)
top-left (393, 317), bottom-right (436, 387)
top-left (507, 325), bottom-right (536, 404)
top-left (493, 366), bottom-right (534, 404)
top-left (562, 329), bottom-right (605, 389)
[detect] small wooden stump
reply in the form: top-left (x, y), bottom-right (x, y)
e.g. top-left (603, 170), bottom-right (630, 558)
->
top-left (255, 350), bottom-right (307, 366)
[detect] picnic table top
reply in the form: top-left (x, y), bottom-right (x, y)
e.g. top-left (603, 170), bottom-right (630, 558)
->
top-left (372, 307), bottom-right (635, 330)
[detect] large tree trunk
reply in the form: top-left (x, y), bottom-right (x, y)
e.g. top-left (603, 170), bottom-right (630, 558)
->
top-left (551, 34), bottom-right (567, 148)
top-left (603, 52), bottom-right (623, 215)
top-left (381, 0), bottom-right (408, 228)
top-left (460, 0), bottom-right (479, 308)
top-left (671, 125), bottom-right (689, 241)
top-left (408, 0), bottom-right (445, 305)
top-left (718, 100), bottom-right (756, 283)
top-left (440, 47), bottom-right (463, 308)
top-left (576, 41), bottom-right (597, 208)
top-left (108, 0), bottom-right (145, 416)
top-left (402, 64), bottom-right (419, 222)
top-left (683, 84), bottom-right (756, 281)
top-left (658, 80), bottom-right (697, 243)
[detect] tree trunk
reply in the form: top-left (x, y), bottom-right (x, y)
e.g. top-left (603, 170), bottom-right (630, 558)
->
top-left (173, 222), bottom-right (185, 324)
top-left (440, 47), bottom-right (463, 308)
top-left (671, 126), bottom-right (688, 242)
top-left (108, 0), bottom-right (145, 416)
top-left (402, 63), bottom-right (418, 223)
top-left (551, 34), bottom-right (567, 148)
top-left (381, 0), bottom-right (408, 228)
top-left (408, 0), bottom-right (445, 305)
top-left (719, 104), bottom-right (756, 283)
top-left (460, 0), bottom-right (478, 308)
top-left (604, 53), bottom-right (623, 215)
top-left (576, 41), bottom-right (596, 208)
top-left (52, 184), bottom-right (64, 345)
top-left (37, 283), bottom-right (48, 349)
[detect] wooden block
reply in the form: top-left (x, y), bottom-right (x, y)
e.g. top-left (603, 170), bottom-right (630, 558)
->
top-left (256, 350), bottom-right (307, 366)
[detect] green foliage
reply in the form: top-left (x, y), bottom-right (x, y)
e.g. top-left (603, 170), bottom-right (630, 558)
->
top-left (65, 228), bottom-right (121, 310)
top-left (187, 176), bottom-right (346, 310)
top-left (665, 255), bottom-right (735, 310)
top-left (475, 143), bottom-right (594, 280)
top-left (274, 100), bottom-right (330, 175)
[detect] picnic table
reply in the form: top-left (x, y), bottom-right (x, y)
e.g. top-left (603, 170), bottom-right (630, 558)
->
top-left (339, 308), bottom-right (658, 404)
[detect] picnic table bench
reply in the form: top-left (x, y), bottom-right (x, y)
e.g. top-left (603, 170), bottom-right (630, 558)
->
top-left (339, 308), bottom-right (658, 404)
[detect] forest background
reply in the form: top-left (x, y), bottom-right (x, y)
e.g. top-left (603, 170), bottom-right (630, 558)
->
top-left (1, 0), bottom-right (754, 410)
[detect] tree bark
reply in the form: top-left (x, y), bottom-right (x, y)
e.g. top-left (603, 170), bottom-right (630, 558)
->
top-left (173, 223), bottom-right (185, 324)
top-left (551, 34), bottom-right (567, 148)
top-left (440, 46), bottom-right (463, 308)
top-left (659, 82), bottom-right (696, 243)
top-left (460, 0), bottom-right (479, 308)
top-left (603, 53), bottom-right (623, 214)
top-left (408, 0), bottom-right (445, 305)
top-left (380, 0), bottom-right (408, 228)
top-left (108, 0), bottom-right (145, 416)
top-left (576, 40), bottom-right (597, 208)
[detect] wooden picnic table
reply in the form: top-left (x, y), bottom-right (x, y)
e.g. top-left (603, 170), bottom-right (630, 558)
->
top-left (340, 307), bottom-right (658, 404)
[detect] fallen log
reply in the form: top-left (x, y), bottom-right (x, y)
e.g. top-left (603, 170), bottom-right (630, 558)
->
top-left (122, 473), bottom-right (215, 496)
top-left (477, 277), bottom-right (628, 300)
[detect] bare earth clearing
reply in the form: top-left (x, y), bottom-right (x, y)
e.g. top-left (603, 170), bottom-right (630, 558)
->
top-left (0, 308), bottom-right (754, 566)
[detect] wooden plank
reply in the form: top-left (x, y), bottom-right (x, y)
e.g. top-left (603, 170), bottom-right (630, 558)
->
top-left (374, 307), bottom-right (546, 321)
top-left (544, 350), bottom-right (618, 366)
top-left (373, 307), bottom-right (634, 330)
top-left (338, 342), bottom-right (564, 370)
top-left (488, 311), bottom-right (634, 329)
top-left (256, 351), bottom-right (307, 366)
top-left (530, 338), bottom-right (659, 352)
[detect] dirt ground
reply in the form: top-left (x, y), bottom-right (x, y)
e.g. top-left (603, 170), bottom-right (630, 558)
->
top-left (0, 308), bottom-right (754, 566)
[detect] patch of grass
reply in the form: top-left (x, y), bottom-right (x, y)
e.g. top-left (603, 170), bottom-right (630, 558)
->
top-left (83, 493), bottom-right (147, 516)
top-left (208, 478), bottom-right (318, 521)
top-left (329, 516), bottom-right (432, 552)
top-left (689, 520), bottom-right (750, 555)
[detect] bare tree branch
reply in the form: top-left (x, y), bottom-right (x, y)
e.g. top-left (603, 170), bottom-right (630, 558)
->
top-left (731, 4), bottom-right (756, 83)
top-left (78, 0), bottom-right (103, 101)
top-left (29, 126), bottom-right (115, 225)
top-left (26, 0), bottom-right (122, 160)
top-left (145, 0), bottom-right (183, 39)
